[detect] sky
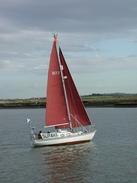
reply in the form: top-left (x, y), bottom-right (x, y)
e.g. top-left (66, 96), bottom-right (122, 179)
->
top-left (0, 0), bottom-right (137, 99)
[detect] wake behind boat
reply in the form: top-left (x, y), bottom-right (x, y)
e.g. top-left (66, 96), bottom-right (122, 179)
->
top-left (27, 35), bottom-right (96, 147)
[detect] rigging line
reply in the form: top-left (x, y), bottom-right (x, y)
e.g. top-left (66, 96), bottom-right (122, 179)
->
top-left (70, 114), bottom-right (88, 132)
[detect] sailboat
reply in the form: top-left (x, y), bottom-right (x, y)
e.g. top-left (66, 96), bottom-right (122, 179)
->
top-left (28, 35), bottom-right (96, 147)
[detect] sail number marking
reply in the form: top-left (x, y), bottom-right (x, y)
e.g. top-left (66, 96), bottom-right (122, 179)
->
top-left (52, 71), bottom-right (60, 76)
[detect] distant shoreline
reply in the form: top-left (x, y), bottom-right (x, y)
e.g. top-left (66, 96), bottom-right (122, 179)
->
top-left (0, 94), bottom-right (137, 108)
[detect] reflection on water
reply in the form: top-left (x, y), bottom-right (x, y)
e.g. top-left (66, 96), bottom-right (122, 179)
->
top-left (40, 143), bottom-right (96, 183)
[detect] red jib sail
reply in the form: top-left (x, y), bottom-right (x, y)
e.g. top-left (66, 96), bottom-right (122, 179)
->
top-left (46, 37), bottom-right (69, 128)
top-left (46, 36), bottom-right (91, 128)
top-left (59, 48), bottom-right (91, 128)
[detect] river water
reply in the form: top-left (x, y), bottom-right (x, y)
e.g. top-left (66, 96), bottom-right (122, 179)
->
top-left (0, 108), bottom-right (137, 183)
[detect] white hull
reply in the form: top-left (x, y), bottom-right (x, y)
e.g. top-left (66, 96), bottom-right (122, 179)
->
top-left (32, 130), bottom-right (96, 147)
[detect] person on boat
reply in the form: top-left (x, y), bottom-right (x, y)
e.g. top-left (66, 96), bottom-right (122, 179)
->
top-left (38, 130), bottom-right (42, 139)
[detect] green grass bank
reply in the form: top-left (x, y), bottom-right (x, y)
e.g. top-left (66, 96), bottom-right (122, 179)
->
top-left (0, 94), bottom-right (137, 108)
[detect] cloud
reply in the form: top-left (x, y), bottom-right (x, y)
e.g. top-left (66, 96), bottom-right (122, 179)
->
top-left (0, 60), bottom-right (24, 70)
top-left (0, 0), bottom-right (137, 34)
top-left (0, 0), bottom-right (137, 98)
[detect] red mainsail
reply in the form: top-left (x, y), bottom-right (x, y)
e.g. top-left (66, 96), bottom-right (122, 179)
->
top-left (46, 38), bottom-right (69, 128)
top-left (46, 36), bottom-right (91, 128)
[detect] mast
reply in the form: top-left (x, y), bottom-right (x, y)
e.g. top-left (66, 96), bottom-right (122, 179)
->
top-left (54, 35), bottom-right (72, 129)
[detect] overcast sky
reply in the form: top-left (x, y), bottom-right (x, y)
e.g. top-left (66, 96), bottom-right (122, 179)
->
top-left (0, 0), bottom-right (137, 98)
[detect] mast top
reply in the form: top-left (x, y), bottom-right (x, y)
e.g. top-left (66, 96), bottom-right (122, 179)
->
top-left (54, 34), bottom-right (58, 42)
